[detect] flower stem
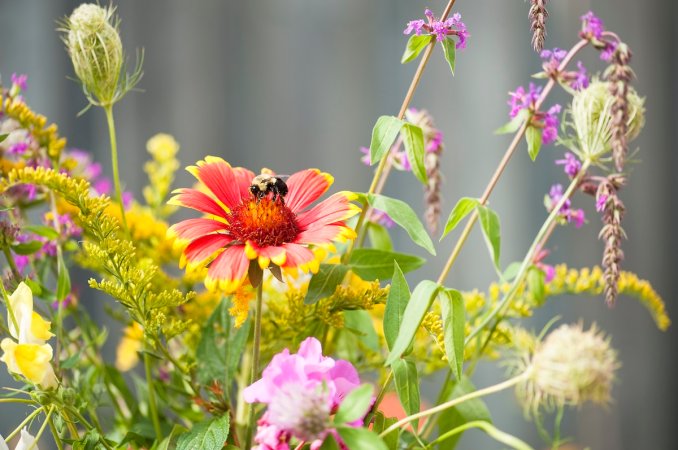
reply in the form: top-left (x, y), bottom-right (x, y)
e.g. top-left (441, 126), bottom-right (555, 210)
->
top-left (379, 371), bottom-right (528, 438)
top-left (48, 412), bottom-right (65, 450)
top-left (143, 346), bottom-right (163, 441)
top-left (344, 0), bottom-right (458, 262)
top-left (0, 279), bottom-right (20, 336)
top-left (2, 247), bottom-right (21, 280)
top-left (5, 406), bottom-right (44, 442)
top-left (245, 282), bottom-right (264, 450)
top-left (465, 159), bottom-right (591, 344)
top-left (436, 39), bottom-right (589, 286)
top-left (103, 105), bottom-right (128, 234)
top-left (26, 405), bottom-right (54, 450)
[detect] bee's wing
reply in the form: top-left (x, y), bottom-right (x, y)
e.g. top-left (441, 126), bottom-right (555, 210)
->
top-left (275, 174), bottom-right (291, 181)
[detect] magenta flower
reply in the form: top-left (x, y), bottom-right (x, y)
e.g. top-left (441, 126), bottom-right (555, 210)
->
top-left (548, 184), bottom-right (571, 213)
top-left (10, 73), bottom-right (27, 91)
top-left (371, 209), bottom-right (395, 228)
top-left (600, 41), bottom-right (617, 62)
top-left (508, 83), bottom-right (541, 118)
top-left (403, 10), bottom-right (469, 49)
top-left (569, 208), bottom-right (586, 228)
top-left (426, 130), bottom-right (444, 153)
top-left (542, 104), bottom-right (561, 145)
top-left (580, 11), bottom-right (605, 40)
top-left (244, 337), bottom-right (362, 449)
top-left (7, 141), bottom-right (29, 155)
top-left (403, 19), bottom-right (426, 36)
top-left (555, 152), bottom-right (582, 178)
top-left (596, 194), bottom-right (608, 212)
top-left (571, 61), bottom-right (590, 90)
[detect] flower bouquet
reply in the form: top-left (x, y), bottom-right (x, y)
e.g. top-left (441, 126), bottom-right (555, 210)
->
top-left (0, 2), bottom-right (670, 450)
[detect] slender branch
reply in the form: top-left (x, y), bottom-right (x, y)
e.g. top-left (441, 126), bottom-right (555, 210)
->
top-left (5, 406), bottom-right (44, 442)
top-left (103, 106), bottom-right (128, 234)
top-left (48, 413), bottom-right (65, 450)
top-left (380, 371), bottom-right (528, 438)
top-left (2, 247), bottom-right (21, 280)
top-left (245, 282), bottom-right (264, 450)
top-left (26, 405), bottom-right (53, 450)
top-left (144, 346), bottom-right (163, 441)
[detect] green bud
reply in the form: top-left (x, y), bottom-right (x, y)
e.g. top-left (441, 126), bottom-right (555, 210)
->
top-left (62, 4), bottom-right (124, 106)
top-left (569, 80), bottom-right (645, 162)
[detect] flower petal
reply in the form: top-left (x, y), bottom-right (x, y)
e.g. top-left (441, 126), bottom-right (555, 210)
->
top-left (206, 245), bottom-right (250, 293)
top-left (184, 234), bottom-right (234, 263)
top-left (284, 169), bottom-right (334, 213)
top-left (234, 166), bottom-right (257, 201)
top-left (296, 192), bottom-right (360, 229)
top-left (296, 224), bottom-right (356, 246)
top-left (187, 157), bottom-right (242, 209)
top-left (245, 241), bottom-right (288, 269)
top-left (281, 243), bottom-right (318, 273)
top-left (168, 218), bottom-right (228, 241)
top-left (168, 188), bottom-right (227, 217)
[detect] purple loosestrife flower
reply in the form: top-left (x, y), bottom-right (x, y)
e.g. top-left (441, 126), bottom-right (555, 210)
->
top-left (359, 146), bottom-right (371, 166)
top-left (571, 61), bottom-right (590, 90)
top-left (404, 19), bottom-right (426, 36)
top-left (508, 83), bottom-right (542, 118)
top-left (403, 10), bottom-right (469, 49)
top-left (600, 42), bottom-right (617, 62)
top-left (548, 184), bottom-right (571, 212)
top-left (10, 73), bottom-right (27, 91)
top-left (542, 104), bottom-right (561, 145)
top-left (555, 152), bottom-right (582, 178)
top-left (596, 194), bottom-right (608, 212)
top-left (580, 11), bottom-right (604, 40)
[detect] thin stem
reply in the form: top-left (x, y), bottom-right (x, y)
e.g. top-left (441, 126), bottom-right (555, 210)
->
top-left (465, 159), bottom-right (591, 344)
top-left (48, 413), bottom-right (65, 450)
top-left (343, 0), bottom-right (458, 263)
top-left (245, 282), bottom-right (264, 450)
top-left (364, 370), bottom-right (394, 426)
top-left (103, 106), bottom-right (128, 234)
top-left (427, 420), bottom-right (534, 450)
top-left (0, 279), bottom-right (20, 337)
top-left (2, 247), bottom-right (21, 280)
top-left (6, 406), bottom-right (44, 441)
top-left (48, 191), bottom-right (66, 373)
top-left (144, 347), bottom-right (163, 441)
top-left (379, 371), bottom-right (528, 438)
top-left (436, 39), bottom-right (589, 286)
top-left (26, 405), bottom-right (53, 450)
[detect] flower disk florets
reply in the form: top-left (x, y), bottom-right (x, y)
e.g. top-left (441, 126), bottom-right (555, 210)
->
top-left (228, 198), bottom-right (300, 247)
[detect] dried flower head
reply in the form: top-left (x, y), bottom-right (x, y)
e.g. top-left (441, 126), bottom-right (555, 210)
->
top-left (515, 323), bottom-right (618, 415)
top-left (567, 80), bottom-right (644, 162)
top-left (596, 177), bottom-right (627, 306)
top-left (529, 0), bottom-right (548, 53)
top-left (605, 43), bottom-right (634, 171)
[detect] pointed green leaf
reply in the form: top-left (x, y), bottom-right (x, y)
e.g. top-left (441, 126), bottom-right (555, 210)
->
top-left (23, 225), bottom-right (60, 240)
top-left (176, 414), bottom-right (229, 450)
top-left (494, 109), bottom-right (529, 135)
top-left (438, 377), bottom-right (492, 449)
top-left (334, 384), bottom-right (374, 425)
top-left (527, 265), bottom-right (546, 305)
top-left (476, 205), bottom-right (501, 272)
top-left (401, 123), bottom-right (427, 184)
top-left (441, 37), bottom-right (456, 75)
top-left (344, 310), bottom-right (380, 352)
top-left (0, 134), bottom-right (8, 143)
top-left (349, 248), bottom-right (425, 281)
top-left (440, 289), bottom-right (465, 380)
top-left (525, 125), bottom-right (543, 161)
top-left (319, 434), bottom-right (341, 450)
top-left (11, 241), bottom-right (44, 255)
top-left (372, 412), bottom-right (399, 450)
top-left (370, 116), bottom-right (404, 165)
top-left (441, 197), bottom-right (479, 240)
top-left (386, 280), bottom-right (439, 365)
top-left (402, 35), bottom-right (432, 64)
top-left (392, 358), bottom-right (420, 429)
top-left (367, 222), bottom-right (393, 252)
top-left (383, 261), bottom-right (410, 351)
top-left (368, 194), bottom-right (436, 255)
top-left (305, 263), bottom-right (349, 304)
top-left (337, 426), bottom-right (388, 450)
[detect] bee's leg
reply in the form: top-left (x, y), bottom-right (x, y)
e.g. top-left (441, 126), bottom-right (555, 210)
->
top-left (272, 190), bottom-right (278, 202)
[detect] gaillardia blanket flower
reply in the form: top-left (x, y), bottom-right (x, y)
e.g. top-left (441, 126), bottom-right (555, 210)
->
top-left (169, 157), bottom-right (359, 292)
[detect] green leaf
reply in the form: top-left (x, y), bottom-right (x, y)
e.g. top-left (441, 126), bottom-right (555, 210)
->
top-left (438, 377), bottom-right (492, 449)
top-left (367, 222), bottom-right (393, 252)
top-left (372, 412), bottom-right (399, 450)
top-left (494, 109), bottom-right (529, 135)
top-left (392, 358), bottom-right (420, 429)
top-left (344, 310), bottom-right (380, 352)
top-left (56, 251), bottom-right (71, 301)
top-left (441, 37), bottom-right (457, 75)
top-left (527, 265), bottom-right (546, 305)
top-left (157, 425), bottom-right (188, 450)
top-left (334, 384), bottom-right (374, 425)
top-left (305, 263), bottom-right (349, 305)
top-left (11, 241), bottom-right (44, 255)
top-left (386, 280), bottom-right (439, 365)
top-left (525, 125), bottom-right (543, 161)
top-left (401, 123), bottom-right (427, 184)
top-left (23, 225), bottom-right (60, 240)
top-left (0, 134), bottom-right (8, 143)
top-left (440, 289), bottom-right (465, 380)
top-left (440, 197), bottom-right (479, 240)
top-left (176, 414), bottom-right (229, 450)
top-left (337, 426), bottom-right (388, 450)
top-left (401, 35), bottom-right (432, 64)
top-left (319, 434), bottom-right (341, 450)
top-left (501, 262), bottom-right (522, 282)
top-left (383, 261), bottom-right (410, 351)
top-left (349, 248), bottom-right (425, 281)
top-left (196, 298), bottom-right (250, 388)
top-left (370, 116), bottom-right (404, 165)
top-left (368, 194), bottom-right (436, 255)
top-left (476, 205), bottom-right (501, 272)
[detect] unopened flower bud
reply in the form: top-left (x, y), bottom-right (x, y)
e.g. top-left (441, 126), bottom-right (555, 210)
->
top-left (63, 4), bottom-right (123, 106)
top-left (516, 323), bottom-right (618, 414)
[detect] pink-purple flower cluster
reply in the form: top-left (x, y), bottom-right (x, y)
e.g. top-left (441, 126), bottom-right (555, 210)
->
top-left (555, 152), bottom-right (582, 178)
top-left (580, 11), bottom-right (617, 61)
top-left (10, 73), bottom-right (28, 91)
top-left (546, 184), bottom-right (585, 228)
top-left (404, 9), bottom-right (469, 49)
top-left (539, 48), bottom-right (589, 91)
top-left (508, 84), bottom-right (561, 145)
top-left (243, 337), bottom-right (363, 450)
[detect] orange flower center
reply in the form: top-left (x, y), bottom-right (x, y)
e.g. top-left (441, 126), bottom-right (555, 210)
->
top-left (227, 197), bottom-right (300, 247)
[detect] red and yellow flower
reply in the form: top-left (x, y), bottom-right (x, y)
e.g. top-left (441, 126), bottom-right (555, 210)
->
top-left (168, 157), bottom-right (359, 292)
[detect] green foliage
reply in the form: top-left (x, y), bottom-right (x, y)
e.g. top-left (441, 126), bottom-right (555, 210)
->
top-left (437, 377), bottom-right (493, 449)
top-left (305, 263), bottom-right (350, 305)
top-left (402, 35), bottom-right (432, 63)
top-left (349, 248), bottom-right (425, 280)
top-left (441, 197), bottom-right (479, 239)
top-left (526, 125), bottom-right (543, 161)
top-left (370, 116), bottom-right (405, 165)
top-left (476, 205), bottom-right (501, 272)
top-left (367, 222), bottom-right (394, 252)
top-left (334, 384), bottom-right (374, 425)
top-left (337, 426), bottom-right (389, 450)
top-left (175, 414), bottom-right (230, 450)
top-left (392, 358), bottom-right (420, 426)
top-left (495, 109), bottom-right (529, 135)
top-left (383, 262), bottom-right (410, 351)
top-left (367, 194), bottom-right (436, 255)
top-left (401, 123), bottom-right (427, 184)
top-left (440, 289), bottom-right (465, 380)
top-left (441, 37), bottom-right (456, 75)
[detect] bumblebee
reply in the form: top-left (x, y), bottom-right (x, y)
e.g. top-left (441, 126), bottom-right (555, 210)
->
top-left (249, 174), bottom-right (289, 203)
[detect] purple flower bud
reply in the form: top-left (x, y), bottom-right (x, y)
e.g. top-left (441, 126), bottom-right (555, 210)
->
top-left (571, 61), bottom-right (590, 91)
top-left (10, 73), bottom-right (27, 91)
top-left (596, 194), bottom-right (608, 212)
top-left (7, 141), bottom-right (29, 155)
top-left (359, 146), bottom-right (371, 166)
top-left (371, 209), bottom-right (395, 229)
top-left (542, 104), bottom-right (562, 145)
top-left (404, 19), bottom-right (426, 36)
top-left (568, 208), bottom-right (586, 228)
top-left (555, 152), bottom-right (582, 178)
top-left (580, 11), bottom-right (605, 40)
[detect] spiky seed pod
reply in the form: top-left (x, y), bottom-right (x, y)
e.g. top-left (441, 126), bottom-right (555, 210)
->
top-left (515, 323), bottom-right (618, 415)
top-left (597, 178), bottom-right (626, 306)
top-left (604, 43), bottom-right (634, 171)
top-left (529, 0), bottom-right (548, 53)
top-left (62, 4), bottom-right (123, 106)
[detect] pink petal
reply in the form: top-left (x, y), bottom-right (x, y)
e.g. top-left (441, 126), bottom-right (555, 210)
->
top-left (184, 234), bottom-right (233, 263)
top-left (206, 245), bottom-right (250, 292)
top-left (281, 243), bottom-right (315, 269)
top-left (296, 192), bottom-right (359, 229)
top-left (284, 169), bottom-right (333, 213)
top-left (233, 167), bottom-right (256, 201)
top-left (169, 188), bottom-right (227, 217)
top-left (169, 218), bottom-right (228, 241)
top-left (297, 337), bottom-right (323, 361)
top-left (190, 158), bottom-right (242, 209)
top-left (296, 224), bottom-right (350, 245)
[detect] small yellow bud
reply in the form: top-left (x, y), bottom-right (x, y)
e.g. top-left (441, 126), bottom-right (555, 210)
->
top-left (147, 133), bottom-right (180, 161)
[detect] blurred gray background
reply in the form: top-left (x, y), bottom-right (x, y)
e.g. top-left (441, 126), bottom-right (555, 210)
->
top-left (1, 0), bottom-right (676, 449)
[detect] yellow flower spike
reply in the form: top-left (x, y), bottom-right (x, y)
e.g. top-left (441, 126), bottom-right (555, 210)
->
top-left (146, 133), bottom-right (179, 161)
top-left (229, 286), bottom-right (254, 328)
